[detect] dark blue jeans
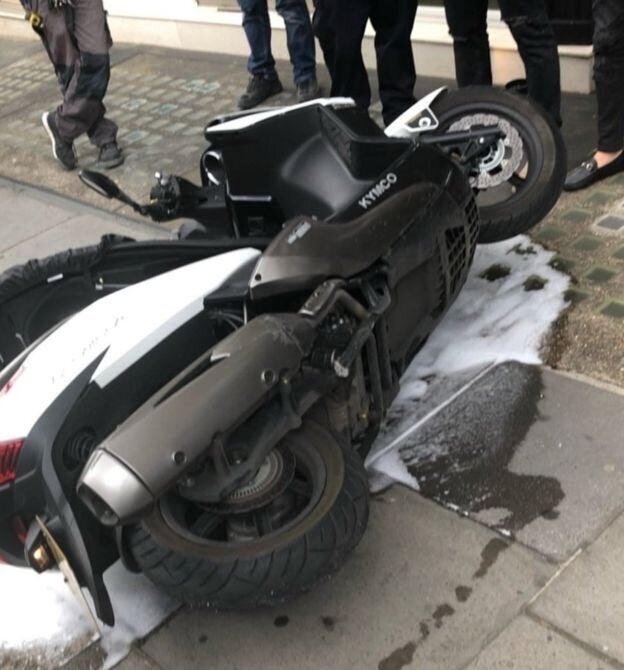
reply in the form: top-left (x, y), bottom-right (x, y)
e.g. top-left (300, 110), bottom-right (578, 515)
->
top-left (237, 0), bottom-right (316, 84)
top-left (443, 0), bottom-right (562, 125)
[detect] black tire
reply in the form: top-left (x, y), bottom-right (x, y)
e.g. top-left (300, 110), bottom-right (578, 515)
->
top-left (0, 236), bottom-right (131, 370)
top-left (430, 86), bottom-right (567, 243)
top-left (127, 419), bottom-right (370, 609)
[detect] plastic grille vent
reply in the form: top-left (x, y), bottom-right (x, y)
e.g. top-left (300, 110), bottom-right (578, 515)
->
top-left (431, 247), bottom-right (447, 318)
top-left (445, 226), bottom-right (469, 297)
top-left (431, 195), bottom-right (480, 319)
top-left (465, 196), bottom-right (480, 247)
top-left (0, 440), bottom-right (24, 486)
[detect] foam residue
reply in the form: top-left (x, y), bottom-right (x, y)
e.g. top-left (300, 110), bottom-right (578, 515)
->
top-left (0, 561), bottom-right (178, 669)
top-left (366, 236), bottom-right (570, 485)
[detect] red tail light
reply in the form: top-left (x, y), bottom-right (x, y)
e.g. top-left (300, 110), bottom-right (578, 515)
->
top-left (0, 440), bottom-right (24, 485)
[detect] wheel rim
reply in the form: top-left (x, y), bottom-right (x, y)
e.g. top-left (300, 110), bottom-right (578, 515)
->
top-left (440, 105), bottom-right (544, 210)
top-left (156, 439), bottom-right (330, 552)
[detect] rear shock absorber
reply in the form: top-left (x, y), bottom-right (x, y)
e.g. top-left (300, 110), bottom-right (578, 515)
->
top-left (63, 430), bottom-right (97, 470)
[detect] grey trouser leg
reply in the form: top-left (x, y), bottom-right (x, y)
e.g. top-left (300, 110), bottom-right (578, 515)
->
top-left (34, 0), bottom-right (117, 146)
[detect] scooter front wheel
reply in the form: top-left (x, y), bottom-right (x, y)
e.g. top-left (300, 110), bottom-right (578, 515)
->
top-left (127, 419), bottom-right (370, 609)
top-left (0, 242), bottom-right (114, 371)
top-left (430, 86), bottom-right (567, 243)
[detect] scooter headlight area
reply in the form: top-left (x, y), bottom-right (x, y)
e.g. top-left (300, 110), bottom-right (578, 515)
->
top-left (0, 93), bottom-right (565, 626)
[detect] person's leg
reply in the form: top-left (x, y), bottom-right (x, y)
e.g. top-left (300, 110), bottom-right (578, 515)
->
top-left (564, 0), bottom-right (624, 190)
top-left (499, 0), bottom-right (562, 126)
top-left (33, 0), bottom-right (80, 169)
top-left (593, 0), bottom-right (624, 157)
top-left (236, 0), bottom-right (283, 109)
top-left (312, 0), bottom-right (336, 80)
top-left (370, 0), bottom-right (418, 125)
top-left (237, 0), bottom-right (277, 79)
top-left (275, 0), bottom-right (316, 85)
top-left (52, 0), bottom-right (118, 148)
top-left (443, 0), bottom-right (492, 86)
top-left (329, 0), bottom-right (372, 110)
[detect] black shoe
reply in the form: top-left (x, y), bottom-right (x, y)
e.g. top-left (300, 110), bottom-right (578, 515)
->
top-left (42, 112), bottom-right (77, 171)
top-left (98, 142), bottom-right (124, 170)
top-left (296, 76), bottom-right (320, 103)
top-left (564, 152), bottom-right (624, 192)
top-left (238, 75), bottom-right (283, 110)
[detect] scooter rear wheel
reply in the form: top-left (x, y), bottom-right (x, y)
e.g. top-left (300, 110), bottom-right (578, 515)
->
top-left (127, 419), bottom-right (370, 609)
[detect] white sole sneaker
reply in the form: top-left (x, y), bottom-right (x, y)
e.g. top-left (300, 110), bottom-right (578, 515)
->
top-left (41, 112), bottom-right (77, 170)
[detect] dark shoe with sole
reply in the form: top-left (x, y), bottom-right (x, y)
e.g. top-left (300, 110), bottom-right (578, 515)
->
top-left (98, 142), bottom-right (124, 170)
top-left (238, 75), bottom-right (283, 110)
top-left (564, 152), bottom-right (624, 192)
top-left (296, 76), bottom-right (320, 103)
top-left (42, 112), bottom-right (77, 171)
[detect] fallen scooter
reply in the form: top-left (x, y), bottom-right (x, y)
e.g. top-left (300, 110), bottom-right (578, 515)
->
top-left (0, 89), bottom-right (565, 625)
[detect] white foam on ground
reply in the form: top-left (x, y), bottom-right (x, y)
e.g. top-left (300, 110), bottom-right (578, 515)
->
top-left (0, 237), bottom-right (568, 668)
top-left (366, 236), bottom-right (570, 484)
top-left (0, 566), bottom-right (94, 666)
top-left (0, 561), bottom-right (178, 669)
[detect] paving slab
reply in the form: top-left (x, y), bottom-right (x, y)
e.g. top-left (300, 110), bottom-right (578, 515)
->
top-left (115, 648), bottom-right (163, 670)
top-left (465, 615), bottom-right (612, 670)
top-left (0, 183), bottom-right (79, 252)
top-left (509, 369), bottom-right (624, 560)
top-left (531, 512), bottom-right (624, 666)
top-left (397, 363), bottom-right (624, 562)
top-left (0, 179), bottom-right (168, 272)
top-left (139, 488), bottom-right (553, 670)
top-left (0, 212), bottom-right (167, 271)
top-left (0, 35), bottom-right (41, 69)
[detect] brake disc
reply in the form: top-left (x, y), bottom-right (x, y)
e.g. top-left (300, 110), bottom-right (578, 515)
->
top-left (449, 114), bottom-right (524, 189)
top-left (186, 445), bottom-right (296, 514)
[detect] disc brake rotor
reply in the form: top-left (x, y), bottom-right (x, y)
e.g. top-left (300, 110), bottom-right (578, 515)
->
top-left (449, 113), bottom-right (524, 189)
top-left (213, 445), bottom-right (296, 514)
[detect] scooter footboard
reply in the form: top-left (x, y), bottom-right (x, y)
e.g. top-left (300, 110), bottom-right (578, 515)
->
top-left (77, 313), bottom-right (317, 526)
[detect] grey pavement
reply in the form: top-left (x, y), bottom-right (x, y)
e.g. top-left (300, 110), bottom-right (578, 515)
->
top-left (1, 31), bottom-right (624, 670)
top-left (0, 178), bottom-right (168, 275)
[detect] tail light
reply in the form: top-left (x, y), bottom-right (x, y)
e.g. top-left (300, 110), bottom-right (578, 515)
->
top-left (0, 439), bottom-right (24, 485)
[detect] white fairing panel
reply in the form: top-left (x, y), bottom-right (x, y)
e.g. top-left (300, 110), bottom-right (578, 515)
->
top-left (0, 247), bottom-right (261, 442)
top-left (204, 97), bottom-right (356, 136)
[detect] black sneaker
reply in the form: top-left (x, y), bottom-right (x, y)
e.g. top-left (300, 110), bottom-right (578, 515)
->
top-left (296, 76), bottom-right (320, 103)
top-left (98, 142), bottom-right (124, 170)
top-left (238, 75), bottom-right (283, 110)
top-left (41, 112), bottom-right (77, 171)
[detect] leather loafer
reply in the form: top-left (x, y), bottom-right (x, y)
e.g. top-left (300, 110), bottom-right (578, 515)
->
top-left (564, 151), bottom-right (624, 192)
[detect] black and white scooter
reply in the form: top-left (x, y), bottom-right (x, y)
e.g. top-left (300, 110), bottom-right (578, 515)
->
top-left (0, 88), bottom-right (565, 625)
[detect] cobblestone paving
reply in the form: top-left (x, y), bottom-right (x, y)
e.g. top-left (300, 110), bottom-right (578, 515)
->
top-left (532, 174), bottom-right (624, 385)
top-left (0, 48), bottom-right (331, 223)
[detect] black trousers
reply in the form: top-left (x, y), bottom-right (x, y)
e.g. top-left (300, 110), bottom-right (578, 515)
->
top-left (312, 0), bottom-right (418, 126)
top-left (593, 0), bottom-right (624, 152)
top-left (32, 0), bottom-right (117, 146)
top-left (443, 0), bottom-right (561, 126)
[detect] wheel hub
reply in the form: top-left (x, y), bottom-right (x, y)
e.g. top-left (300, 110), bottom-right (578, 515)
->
top-left (216, 446), bottom-right (296, 514)
top-left (449, 113), bottom-right (524, 189)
